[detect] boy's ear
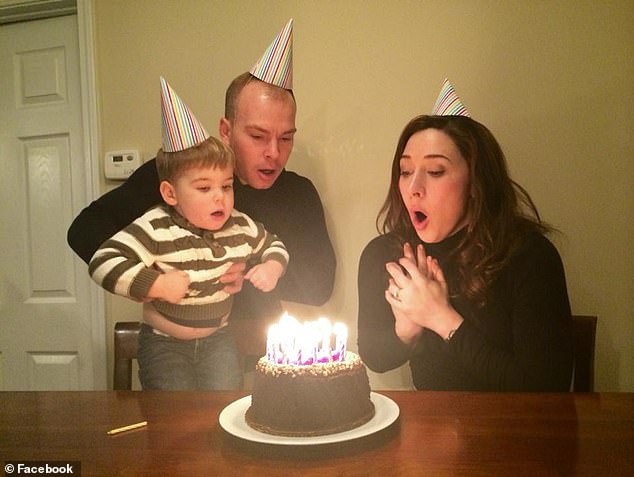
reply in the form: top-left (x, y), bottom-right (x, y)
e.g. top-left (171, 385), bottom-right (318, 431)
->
top-left (159, 180), bottom-right (178, 206)
top-left (218, 117), bottom-right (231, 145)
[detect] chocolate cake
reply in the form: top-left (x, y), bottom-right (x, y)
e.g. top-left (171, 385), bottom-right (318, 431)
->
top-left (245, 351), bottom-right (375, 436)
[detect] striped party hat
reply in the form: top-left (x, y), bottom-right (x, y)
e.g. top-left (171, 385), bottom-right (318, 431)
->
top-left (160, 77), bottom-right (209, 152)
top-left (432, 78), bottom-right (470, 117)
top-left (250, 18), bottom-right (293, 90)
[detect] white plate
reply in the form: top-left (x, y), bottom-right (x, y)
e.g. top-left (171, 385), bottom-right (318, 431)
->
top-left (218, 392), bottom-right (399, 446)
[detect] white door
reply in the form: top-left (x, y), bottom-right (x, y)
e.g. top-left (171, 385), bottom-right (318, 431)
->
top-left (0, 14), bottom-right (104, 390)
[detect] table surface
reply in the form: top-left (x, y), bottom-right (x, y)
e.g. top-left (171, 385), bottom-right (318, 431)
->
top-left (1, 390), bottom-right (633, 476)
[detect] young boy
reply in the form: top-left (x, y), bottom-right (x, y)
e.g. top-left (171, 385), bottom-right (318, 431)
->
top-left (89, 78), bottom-right (288, 390)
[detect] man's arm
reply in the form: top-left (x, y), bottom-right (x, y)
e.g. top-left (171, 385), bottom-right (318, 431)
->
top-left (274, 175), bottom-right (335, 306)
top-left (67, 159), bottom-right (162, 264)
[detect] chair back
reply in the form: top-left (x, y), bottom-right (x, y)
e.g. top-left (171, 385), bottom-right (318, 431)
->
top-left (571, 314), bottom-right (598, 392)
top-left (113, 322), bottom-right (141, 390)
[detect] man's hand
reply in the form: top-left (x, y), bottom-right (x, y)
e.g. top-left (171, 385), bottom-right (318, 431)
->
top-left (219, 261), bottom-right (246, 295)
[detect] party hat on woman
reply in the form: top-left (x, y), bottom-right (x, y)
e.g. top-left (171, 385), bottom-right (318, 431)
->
top-left (432, 78), bottom-right (470, 117)
top-left (160, 76), bottom-right (209, 152)
top-left (250, 18), bottom-right (293, 90)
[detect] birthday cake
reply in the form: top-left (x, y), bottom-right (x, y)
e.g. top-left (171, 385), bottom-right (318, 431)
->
top-left (245, 351), bottom-right (375, 436)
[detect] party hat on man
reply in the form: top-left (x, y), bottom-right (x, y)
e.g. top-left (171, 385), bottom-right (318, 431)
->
top-left (250, 18), bottom-right (293, 90)
top-left (432, 78), bottom-right (470, 117)
top-left (160, 76), bottom-right (209, 152)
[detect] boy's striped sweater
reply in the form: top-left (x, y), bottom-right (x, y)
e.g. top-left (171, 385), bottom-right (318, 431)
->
top-left (89, 205), bottom-right (288, 327)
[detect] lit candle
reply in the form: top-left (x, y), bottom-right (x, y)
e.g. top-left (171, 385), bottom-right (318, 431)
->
top-left (279, 313), bottom-right (301, 364)
top-left (299, 321), bottom-right (317, 365)
top-left (316, 317), bottom-right (332, 363)
top-left (333, 322), bottom-right (348, 362)
top-left (266, 323), bottom-right (280, 363)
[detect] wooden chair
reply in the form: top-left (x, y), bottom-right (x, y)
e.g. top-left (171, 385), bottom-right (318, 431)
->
top-left (571, 314), bottom-right (598, 392)
top-left (112, 319), bottom-right (271, 390)
top-left (113, 321), bottom-right (141, 390)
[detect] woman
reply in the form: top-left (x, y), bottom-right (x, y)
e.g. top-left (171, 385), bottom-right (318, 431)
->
top-left (357, 114), bottom-right (573, 391)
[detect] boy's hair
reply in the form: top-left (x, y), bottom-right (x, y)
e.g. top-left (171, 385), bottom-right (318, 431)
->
top-left (156, 136), bottom-right (234, 182)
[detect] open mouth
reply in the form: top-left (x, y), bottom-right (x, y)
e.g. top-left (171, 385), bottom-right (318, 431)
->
top-left (211, 211), bottom-right (224, 217)
top-left (259, 169), bottom-right (275, 176)
top-left (414, 211), bottom-right (427, 224)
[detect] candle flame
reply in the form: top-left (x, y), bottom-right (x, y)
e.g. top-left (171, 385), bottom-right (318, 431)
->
top-left (265, 313), bottom-right (348, 366)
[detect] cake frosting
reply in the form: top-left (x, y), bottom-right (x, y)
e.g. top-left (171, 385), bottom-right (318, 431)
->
top-left (245, 351), bottom-right (375, 436)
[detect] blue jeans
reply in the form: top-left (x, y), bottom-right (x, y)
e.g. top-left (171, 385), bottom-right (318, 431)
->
top-left (138, 324), bottom-right (243, 390)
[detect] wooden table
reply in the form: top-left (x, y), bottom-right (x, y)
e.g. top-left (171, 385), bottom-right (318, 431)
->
top-left (1, 391), bottom-right (633, 476)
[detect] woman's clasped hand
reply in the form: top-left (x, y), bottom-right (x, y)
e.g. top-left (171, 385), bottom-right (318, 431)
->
top-left (385, 243), bottom-right (463, 345)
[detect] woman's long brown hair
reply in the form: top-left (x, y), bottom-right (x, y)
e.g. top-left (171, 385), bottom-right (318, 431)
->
top-left (377, 115), bottom-right (551, 307)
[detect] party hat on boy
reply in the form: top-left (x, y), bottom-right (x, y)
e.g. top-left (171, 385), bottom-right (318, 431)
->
top-left (250, 18), bottom-right (293, 90)
top-left (160, 76), bottom-right (209, 152)
top-left (432, 78), bottom-right (470, 117)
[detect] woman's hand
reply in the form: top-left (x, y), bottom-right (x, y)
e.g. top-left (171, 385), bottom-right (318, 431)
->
top-left (384, 243), bottom-right (427, 345)
top-left (385, 243), bottom-right (463, 340)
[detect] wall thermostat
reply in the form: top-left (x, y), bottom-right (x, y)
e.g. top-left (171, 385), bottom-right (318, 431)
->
top-left (104, 150), bottom-right (141, 180)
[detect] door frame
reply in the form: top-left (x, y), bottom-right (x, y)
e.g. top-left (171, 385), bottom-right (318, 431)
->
top-left (77, 0), bottom-right (106, 389)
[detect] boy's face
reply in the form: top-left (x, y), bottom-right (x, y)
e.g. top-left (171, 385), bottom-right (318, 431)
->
top-left (160, 164), bottom-right (234, 231)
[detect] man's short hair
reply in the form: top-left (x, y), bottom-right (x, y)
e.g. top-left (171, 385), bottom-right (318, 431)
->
top-left (224, 72), bottom-right (295, 122)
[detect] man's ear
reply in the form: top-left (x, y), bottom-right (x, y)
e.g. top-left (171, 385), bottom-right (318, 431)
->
top-left (218, 117), bottom-right (231, 145)
top-left (159, 180), bottom-right (178, 206)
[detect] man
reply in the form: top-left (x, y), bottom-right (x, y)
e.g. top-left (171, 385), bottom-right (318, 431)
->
top-left (67, 20), bottom-right (336, 338)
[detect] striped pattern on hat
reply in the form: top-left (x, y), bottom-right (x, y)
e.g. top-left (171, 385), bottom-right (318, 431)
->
top-left (250, 18), bottom-right (293, 90)
top-left (160, 77), bottom-right (209, 152)
top-left (432, 78), bottom-right (470, 117)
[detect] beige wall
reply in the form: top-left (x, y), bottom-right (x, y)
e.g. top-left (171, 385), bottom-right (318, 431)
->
top-left (92, 0), bottom-right (634, 391)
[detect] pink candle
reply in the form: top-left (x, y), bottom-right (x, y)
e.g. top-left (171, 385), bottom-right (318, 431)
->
top-left (333, 322), bottom-right (348, 361)
top-left (316, 317), bottom-right (331, 363)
